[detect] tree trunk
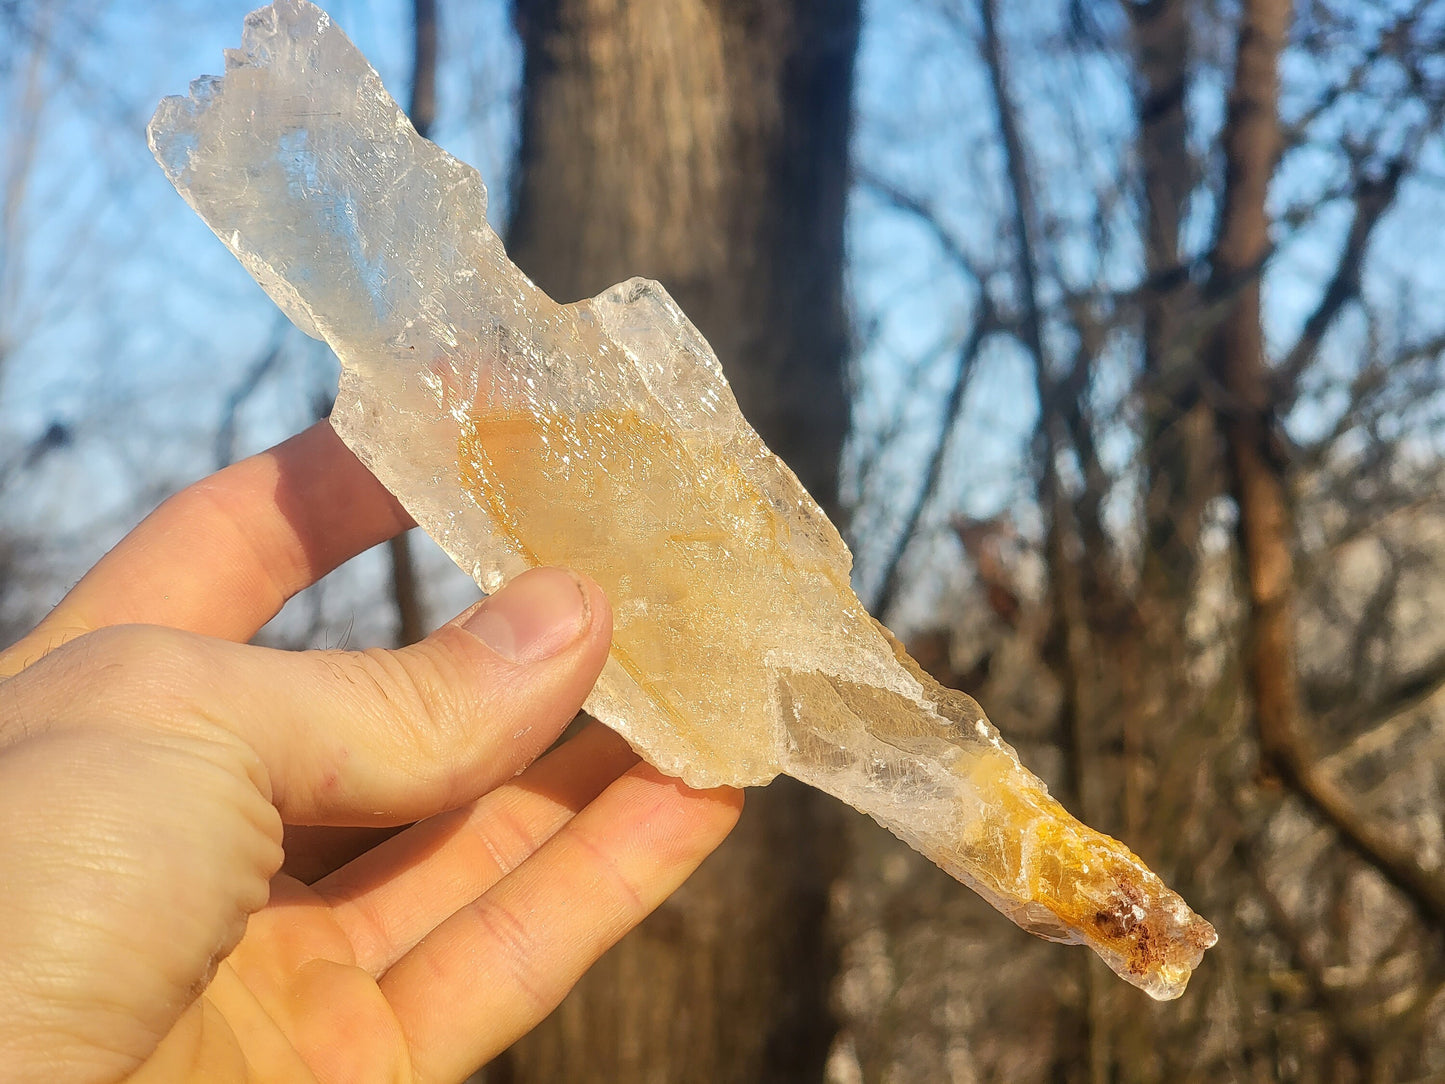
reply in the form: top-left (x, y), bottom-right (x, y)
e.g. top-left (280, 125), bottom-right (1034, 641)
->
top-left (1132, 0), bottom-right (1215, 610)
top-left (1126, 0), bottom-right (1217, 843)
top-left (1208, 0), bottom-right (1295, 785)
top-left (494, 2), bottom-right (859, 1080)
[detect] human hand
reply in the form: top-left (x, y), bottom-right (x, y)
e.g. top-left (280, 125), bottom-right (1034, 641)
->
top-left (0, 421), bottom-right (743, 1083)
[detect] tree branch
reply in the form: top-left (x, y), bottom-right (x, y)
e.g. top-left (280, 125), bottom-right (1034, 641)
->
top-left (1331, 654), bottom-right (1445, 739)
top-left (408, 0), bottom-right (438, 137)
top-left (978, 0), bottom-right (1047, 377)
top-left (1276, 156), bottom-right (1405, 401)
top-left (870, 308), bottom-right (995, 617)
top-left (1273, 743), bottom-right (1445, 930)
top-left (215, 317), bottom-right (290, 468)
top-left (979, 0), bottom-right (1090, 806)
top-left (854, 169), bottom-right (980, 278)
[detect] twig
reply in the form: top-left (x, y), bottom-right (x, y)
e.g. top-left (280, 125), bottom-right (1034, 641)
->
top-left (869, 308), bottom-right (995, 618)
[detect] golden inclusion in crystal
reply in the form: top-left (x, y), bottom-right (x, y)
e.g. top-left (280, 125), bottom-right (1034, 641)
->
top-left (148, 0), bottom-right (1217, 999)
top-left (458, 405), bottom-right (862, 786)
top-left (456, 403), bottom-right (1217, 997)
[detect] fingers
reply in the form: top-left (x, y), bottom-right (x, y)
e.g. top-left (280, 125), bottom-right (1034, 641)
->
top-left (314, 721), bottom-right (640, 975)
top-left (0, 422), bottom-right (410, 677)
top-left (6, 568), bottom-right (612, 826)
top-left (380, 764), bottom-right (743, 1083)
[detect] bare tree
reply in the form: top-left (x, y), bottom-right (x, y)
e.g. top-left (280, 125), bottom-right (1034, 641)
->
top-left (832, 1), bottom-right (1445, 1080)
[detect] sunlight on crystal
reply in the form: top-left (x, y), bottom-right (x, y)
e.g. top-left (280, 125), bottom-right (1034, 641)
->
top-left (148, 0), bottom-right (1216, 998)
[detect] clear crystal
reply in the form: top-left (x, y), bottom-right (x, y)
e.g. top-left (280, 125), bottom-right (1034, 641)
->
top-left (149, 0), bottom-right (1217, 998)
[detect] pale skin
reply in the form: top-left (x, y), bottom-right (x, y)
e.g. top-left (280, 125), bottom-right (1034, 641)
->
top-left (0, 420), bottom-right (743, 1083)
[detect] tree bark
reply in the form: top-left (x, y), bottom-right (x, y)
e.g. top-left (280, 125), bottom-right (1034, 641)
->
top-left (495, 2), bottom-right (859, 1080)
top-left (1131, 0), bottom-right (1215, 609)
top-left (1207, 0), bottom-right (1295, 773)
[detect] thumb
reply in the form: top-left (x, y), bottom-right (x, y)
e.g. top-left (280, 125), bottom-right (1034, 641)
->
top-left (17, 567), bottom-right (614, 825)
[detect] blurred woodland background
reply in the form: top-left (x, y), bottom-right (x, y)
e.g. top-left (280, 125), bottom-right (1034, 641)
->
top-left (4, 0), bottom-right (1445, 1081)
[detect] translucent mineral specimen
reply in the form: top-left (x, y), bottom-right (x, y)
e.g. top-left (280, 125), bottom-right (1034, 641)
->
top-left (149, 0), bottom-right (1217, 998)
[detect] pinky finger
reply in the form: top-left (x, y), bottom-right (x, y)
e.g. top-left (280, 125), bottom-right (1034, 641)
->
top-left (380, 764), bottom-right (742, 1083)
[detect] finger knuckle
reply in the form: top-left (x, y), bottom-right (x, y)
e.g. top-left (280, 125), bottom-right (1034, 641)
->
top-left (568, 825), bottom-right (647, 917)
top-left (37, 626), bottom-right (279, 806)
top-left (466, 895), bottom-right (556, 1016)
top-left (355, 635), bottom-right (482, 747)
top-left (48, 624), bottom-right (214, 728)
top-left (468, 802), bottom-right (546, 877)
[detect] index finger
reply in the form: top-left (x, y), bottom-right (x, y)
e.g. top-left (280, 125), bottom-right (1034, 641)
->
top-left (0, 422), bottom-right (411, 676)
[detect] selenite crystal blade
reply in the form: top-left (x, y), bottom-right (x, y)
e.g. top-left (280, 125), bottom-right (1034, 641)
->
top-left (149, 0), bottom-right (1217, 999)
